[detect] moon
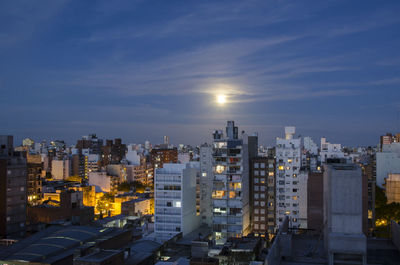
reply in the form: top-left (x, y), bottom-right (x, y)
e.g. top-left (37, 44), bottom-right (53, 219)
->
top-left (216, 94), bottom-right (227, 104)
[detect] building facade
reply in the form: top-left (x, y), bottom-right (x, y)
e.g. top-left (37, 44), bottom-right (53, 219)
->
top-left (0, 135), bottom-right (27, 238)
top-left (212, 121), bottom-right (250, 244)
top-left (275, 127), bottom-right (302, 228)
top-left (154, 163), bottom-right (200, 242)
top-left (250, 153), bottom-right (276, 236)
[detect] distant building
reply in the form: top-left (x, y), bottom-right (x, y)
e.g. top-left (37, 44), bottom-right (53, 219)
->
top-left (28, 189), bottom-right (94, 225)
top-left (101, 138), bottom-right (126, 165)
top-left (154, 163), bottom-right (200, 242)
top-left (0, 135), bottom-right (27, 238)
top-left (22, 138), bottom-right (34, 148)
top-left (51, 158), bottom-right (70, 180)
top-left (323, 162), bottom-right (366, 265)
top-left (320, 137), bottom-right (345, 163)
top-left (89, 171), bottom-right (120, 193)
top-left (26, 153), bottom-right (43, 205)
top-left (121, 198), bottom-right (151, 216)
top-left (151, 147), bottom-right (178, 169)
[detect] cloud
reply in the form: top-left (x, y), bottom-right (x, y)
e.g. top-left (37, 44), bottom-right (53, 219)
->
top-left (0, 0), bottom-right (68, 47)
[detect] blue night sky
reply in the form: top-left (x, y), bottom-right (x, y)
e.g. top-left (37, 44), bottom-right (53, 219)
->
top-left (1, 0), bottom-right (400, 147)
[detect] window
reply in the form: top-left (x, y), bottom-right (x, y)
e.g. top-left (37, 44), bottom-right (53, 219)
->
top-left (268, 172), bottom-right (274, 177)
top-left (293, 189), bottom-right (298, 192)
top-left (260, 201), bottom-right (265, 207)
top-left (254, 216), bottom-right (259, 221)
top-left (292, 196), bottom-right (298, 200)
top-left (254, 163), bottom-right (259, 168)
top-left (254, 224), bottom-right (259, 229)
top-left (254, 186), bottom-right (259, 191)
top-left (255, 209), bottom-right (259, 214)
top-left (260, 170), bottom-right (265, 176)
top-left (254, 170), bottom-right (259, 176)
top-left (260, 209), bottom-right (265, 214)
top-left (254, 200), bottom-right (259, 205)
top-left (254, 193), bottom-right (259, 199)
top-left (202, 172), bottom-right (207, 177)
top-left (175, 201), bottom-right (181, 207)
top-left (278, 165), bottom-right (284, 170)
top-left (260, 163), bottom-right (265, 168)
top-left (254, 178), bottom-right (259, 183)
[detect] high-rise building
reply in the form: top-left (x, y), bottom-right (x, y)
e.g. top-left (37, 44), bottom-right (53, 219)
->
top-left (323, 162), bottom-right (366, 265)
top-left (212, 121), bottom-right (250, 244)
top-left (199, 143), bottom-right (213, 227)
top-left (0, 135), bottom-right (27, 238)
top-left (250, 152), bottom-right (276, 236)
top-left (275, 126), bottom-right (302, 228)
top-left (26, 153), bottom-right (43, 205)
top-left (154, 163), bottom-right (200, 242)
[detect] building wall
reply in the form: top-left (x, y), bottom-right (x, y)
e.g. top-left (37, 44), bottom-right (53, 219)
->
top-left (307, 172), bottom-right (323, 231)
top-left (386, 173), bottom-right (400, 203)
top-left (376, 152), bottom-right (400, 188)
top-left (52, 159), bottom-right (70, 180)
top-left (0, 156), bottom-right (27, 238)
top-left (88, 172), bottom-right (116, 192)
top-left (251, 156), bottom-right (276, 236)
top-left (155, 163), bottom-right (200, 241)
top-left (200, 144), bottom-right (213, 227)
top-left (212, 121), bottom-right (250, 244)
top-left (276, 127), bottom-right (302, 228)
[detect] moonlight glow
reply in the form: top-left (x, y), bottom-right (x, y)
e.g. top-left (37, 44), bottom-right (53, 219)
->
top-left (216, 94), bottom-right (227, 104)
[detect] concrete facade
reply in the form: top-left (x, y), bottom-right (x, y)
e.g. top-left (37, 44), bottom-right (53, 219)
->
top-left (154, 163), bottom-right (200, 241)
top-left (323, 163), bottom-right (366, 265)
top-left (212, 121), bottom-right (250, 244)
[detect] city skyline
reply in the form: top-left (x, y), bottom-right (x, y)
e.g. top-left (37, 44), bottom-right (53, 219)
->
top-left (1, 0), bottom-right (400, 146)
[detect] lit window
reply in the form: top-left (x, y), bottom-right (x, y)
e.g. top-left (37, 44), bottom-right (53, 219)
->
top-left (285, 211), bottom-right (290, 215)
top-left (215, 165), bottom-right (225, 174)
top-left (278, 165), bottom-right (284, 170)
top-left (292, 196), bottom-right (298, 200)
top-left (268, 172), bottom-right (274, 176)
top-left (287, 159), bottom-right (292, 163)
top-left (202, 172), bottom-right (207, 177)
top-left (175, 201), bottom-right (181, 207)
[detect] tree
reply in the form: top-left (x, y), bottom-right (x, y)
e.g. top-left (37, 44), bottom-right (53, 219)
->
top-left (375, 185), bottom-right (387, 208)
top-left (96, 192), bottom-right (114, 215)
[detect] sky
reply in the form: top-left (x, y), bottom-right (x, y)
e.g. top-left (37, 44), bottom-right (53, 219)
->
top-left (1, 0), bottom-right (400, 147)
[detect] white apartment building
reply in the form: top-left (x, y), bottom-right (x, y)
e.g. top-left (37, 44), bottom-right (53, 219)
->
top-left (276, 126), bottom-right (302, 228)
top-left (154, 163), bottom-right (200, 242)
top-left (212, 121), bottom-right (250, 244)
top-left (320, 137), bottom-right (344, 163)
top-left (200, 143), bottom-right (213, 227)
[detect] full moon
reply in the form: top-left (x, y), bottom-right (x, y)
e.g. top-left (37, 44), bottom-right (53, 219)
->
top-left (216, 94), bottom-right (227, 104)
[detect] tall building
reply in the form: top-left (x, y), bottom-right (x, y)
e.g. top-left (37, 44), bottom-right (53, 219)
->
top-left (385, 173), bottom-right (400, 203)
top-left (250, 152), bottom-right (276, 236)
top-left (26, 153), bottom-right (43, 205)
top-left (275, 127), bottom-right (302, 228)
top-left (154, 163), bottom-right (200, 242)
top-left (199, 143), bottom-right (213, 227)
top-left (212, 121), bottom-right (250, 244)
top-left (323, 162), bottom-right (366, 265)
top-left (151, 147), bottom-right (178, 169)
top-left (0, 135), bottom-right (27, 238)
top-left (76, 134), bottom-right (103, 155)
